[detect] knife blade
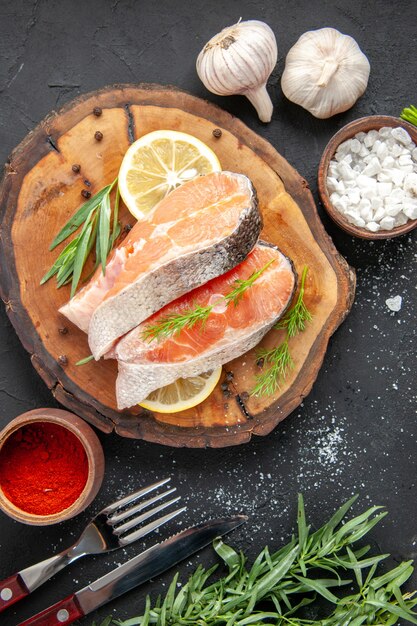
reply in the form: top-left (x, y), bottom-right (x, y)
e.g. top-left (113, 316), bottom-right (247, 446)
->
top-left (18, 515), bottom-right (246, 626)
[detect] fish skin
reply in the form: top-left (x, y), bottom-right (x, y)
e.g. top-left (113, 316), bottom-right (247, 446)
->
top-left (115, 242), bottom-right (297, 409)
top-left (88, 174), bottom-right (261, 359)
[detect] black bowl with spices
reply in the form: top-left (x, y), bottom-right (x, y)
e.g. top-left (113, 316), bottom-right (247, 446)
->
top-left (0, 409), bottom-right (104, 525)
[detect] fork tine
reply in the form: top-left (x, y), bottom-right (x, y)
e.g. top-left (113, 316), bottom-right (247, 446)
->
top-left (113, 497), bottom-right (181, 535)
top-left (102, 478), bottom-right (171, 514)
top-left (108, 487), bottom-right (177, 524)
top-left (119, 506), bottom-right (187, 547)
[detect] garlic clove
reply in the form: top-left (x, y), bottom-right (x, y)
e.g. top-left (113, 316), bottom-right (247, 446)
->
top-left (196, 20), bottom-right (277, 122)
top-left (281, 27), bottom-right (370, 119)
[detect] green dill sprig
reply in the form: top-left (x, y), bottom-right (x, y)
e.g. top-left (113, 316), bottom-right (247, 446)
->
top-left (142, 259), bottom-right (275, 343)
top-left (75, 354), bottom-right (94, 366)
top-left (251, 340), bottom-right (294, 397)
top-left (41, 178), bottom-right (121, 297)
top-left (400, 105), bottom-right (417, 127)
top-left (95, 495), bottom-right (417, 626)
top-left (276, 265), bottom-right (312, 337)
top-left (252, 265), bottom-right (312, 397)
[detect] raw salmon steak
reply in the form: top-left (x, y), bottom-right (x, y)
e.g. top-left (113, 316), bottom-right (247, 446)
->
top-left (59, 171), bottom-right (261, 358)
top-left (115, 242), bottom-right (296, 409)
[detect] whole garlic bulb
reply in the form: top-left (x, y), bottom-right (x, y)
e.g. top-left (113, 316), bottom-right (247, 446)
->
top-left (281, 28), bottom-right (370, 119)
top-left (196, 20), bottom-right (278, 123)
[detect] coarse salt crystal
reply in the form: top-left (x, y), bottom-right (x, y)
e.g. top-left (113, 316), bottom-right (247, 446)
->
top-left (357, 174), bottom-right (377, 188)
top-left (345, 211), bottom-right (365, 227)
top-left (403, 172), bottom-right (417, 196)
top-left (377, 182), bottom-right (392, 197)
top-left (338, 161), bottom-right (356, 181)
top-left (385, 295), bottom-right (402, 311)
top-left (366, 221), bottom-right (380, 232)
top-left (395, 213), bottom-right (409, 226)
top-left (363, 129), bottom-right (379, 147)
top-left (398, 154), bottom-right (412, 166)
top-left (346, 188), bottom-right (361, 204)
top-left (391, 127), bottom-right (412, 145)
top-left (360, 207), bottom-right (373, 222)
top-left (371, 196), bottom-right (383, 210)
top-left (385, 205), bottom-right (402, 217)
top-left (382, 156), bottom-right (396, 169)
top-left (373, 207), bottom-right (386, 222)
top-left (403, 204), bottom-right (417, 220)
top-left (390, 169), bottom-right (406, 186)
top-left (327, 177), bottom-right (340, 193)
top-left (363, 157), bottom-right (381, 177)
top-left (379, 216), bottom-right (396, 230)
top-left (379, 127), bottom-right (392, 138)
top-left (359, 144), bottom-right (370, 158)
top-left (377, 171), bottom-right (394, 183)
top-left (350, 138), bottom-right (361, 153)
top-left (376, 143), bottom-right (389, 160)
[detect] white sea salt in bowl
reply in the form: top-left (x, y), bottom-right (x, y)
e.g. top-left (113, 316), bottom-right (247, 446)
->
top-left (318, 116), bottom-right (417, 239)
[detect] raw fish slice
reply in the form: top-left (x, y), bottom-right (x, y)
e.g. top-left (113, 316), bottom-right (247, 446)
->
top-left (86, 171), bottom-right (261, 358)
top-left (60, 171), bottom-right (258, 333)
top-left (115, 242), bottom-right (296, 409)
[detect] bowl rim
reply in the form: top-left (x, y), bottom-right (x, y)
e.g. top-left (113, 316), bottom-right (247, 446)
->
top-left (0, 408), bottom-right (104, 525)
top-left (318, 114), bottom-right (417, 239)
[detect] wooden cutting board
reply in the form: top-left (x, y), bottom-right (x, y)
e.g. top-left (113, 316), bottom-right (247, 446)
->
top-left (0, 84), bottom-right (355, 448)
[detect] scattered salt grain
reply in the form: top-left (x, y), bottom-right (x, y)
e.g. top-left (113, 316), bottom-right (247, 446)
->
top-left (327, 126), bottom-right (417, 232)
top-left (385, 295), bottom-right (402, 312)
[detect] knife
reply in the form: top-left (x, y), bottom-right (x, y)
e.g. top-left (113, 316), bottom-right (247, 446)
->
top-left (18, 515), bottom-right (246, 626)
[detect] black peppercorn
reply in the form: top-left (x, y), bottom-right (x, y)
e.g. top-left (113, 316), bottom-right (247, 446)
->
top-left (84, 179), bottom-right (91, 187)
top-left (93, 106), bottom-right (102, 117)
top-left (240, 391), bottom-right (249, 401)
top-left (58, 326), bottom-right (68, 335)
top-left (72, 164), bottom-right (81, 173)
top-left (212, 128), bottom-right (222, 138)
top-left (225, 370), bottom-right (234, 382)
top-left (256, 357), bottom-right (265, 368)
top-left (58, 355), bottom-right (68, 366)
top-left (123, 224), bottom-right (133, 232)
top-left (94, 131), bottom-right (103, 141)
top-left (81, 189), bottom-right (91, 199)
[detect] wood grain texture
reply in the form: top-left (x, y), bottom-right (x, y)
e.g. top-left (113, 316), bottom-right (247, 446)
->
top-left (0, 84), bottom-right (355, 447)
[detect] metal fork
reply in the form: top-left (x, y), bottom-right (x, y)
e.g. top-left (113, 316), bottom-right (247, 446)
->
top-left (0, 478), bottom-right (185, 612)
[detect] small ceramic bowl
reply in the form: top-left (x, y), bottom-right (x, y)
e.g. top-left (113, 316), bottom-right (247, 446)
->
top-left (0, 408), bottom-right (104, 525)
top-left (318, 115), bottom-right (417, 239)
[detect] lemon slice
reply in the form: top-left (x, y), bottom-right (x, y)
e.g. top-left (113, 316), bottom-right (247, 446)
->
top-left (118, 130), bottom-right (221, 220)
top-left (139, 367), bottom-right (222, 413)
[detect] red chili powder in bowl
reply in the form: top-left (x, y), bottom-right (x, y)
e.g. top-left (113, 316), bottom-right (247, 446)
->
top-left (0, 422), bottom-right (89, 515)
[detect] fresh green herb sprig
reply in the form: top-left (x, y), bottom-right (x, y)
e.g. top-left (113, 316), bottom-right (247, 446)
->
top-left (142, 259), bottom-right (275, 343)
top-left (93, 495), bottom-right (417, 626)
top-left (41, 178), bottom-right (121, 297)
top-left (252, 265), bottom-right (312, 397)
top-left (401, 105), bottom-right (417, 127)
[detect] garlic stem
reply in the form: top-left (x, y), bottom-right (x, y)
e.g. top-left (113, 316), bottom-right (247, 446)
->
top-left (316, 59), bottom-right (339, 87)
top-left (245, 84), bottom-right (274, 123)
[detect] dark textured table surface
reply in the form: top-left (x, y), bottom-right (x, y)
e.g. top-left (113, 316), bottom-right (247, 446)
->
top-left (0, 1), bottom-right (416, 624)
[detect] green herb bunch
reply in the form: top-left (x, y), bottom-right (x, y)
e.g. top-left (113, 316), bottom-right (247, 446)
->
top-left (94, 495), bottom-right (417, 626)
top-left (41, 179), bottom-right (121, 297)
top-left (251, 265), bottom-right (312, 397)
top-left (400, 105), bottom-right (417, 127)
